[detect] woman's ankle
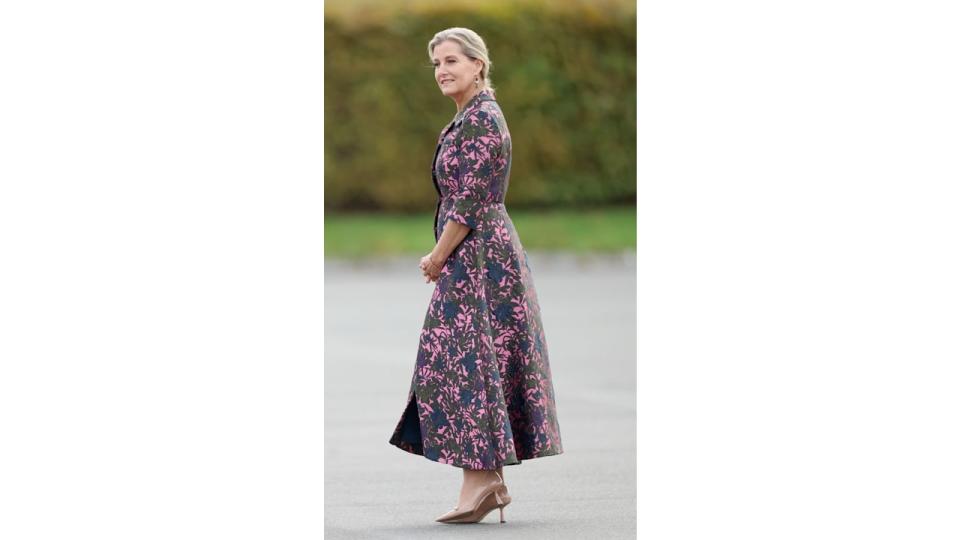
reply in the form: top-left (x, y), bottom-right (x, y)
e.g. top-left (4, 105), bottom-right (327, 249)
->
top-left (462, 468), bottom-right (498, 485)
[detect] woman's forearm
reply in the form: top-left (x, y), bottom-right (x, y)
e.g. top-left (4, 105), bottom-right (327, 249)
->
top-left (432, 220), bottom-right (471, 262)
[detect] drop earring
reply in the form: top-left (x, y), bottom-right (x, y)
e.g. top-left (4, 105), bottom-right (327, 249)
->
top-left (474, 76), bottom-right (480, 88)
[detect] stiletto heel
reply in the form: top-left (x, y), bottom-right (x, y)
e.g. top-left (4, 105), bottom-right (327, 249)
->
top-left (435, 470), bottom-right (511, 524)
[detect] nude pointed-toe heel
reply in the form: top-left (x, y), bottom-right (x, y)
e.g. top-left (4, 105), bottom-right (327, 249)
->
top-left (440, 471), bottom-right (511, 524)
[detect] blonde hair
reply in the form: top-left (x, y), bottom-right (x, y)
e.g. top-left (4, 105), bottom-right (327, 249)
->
top-left (427, 27), bottom-right (496, 97)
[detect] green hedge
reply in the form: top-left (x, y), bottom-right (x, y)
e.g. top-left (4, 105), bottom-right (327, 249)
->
top-left (325, 0), bottom-right (636, 212)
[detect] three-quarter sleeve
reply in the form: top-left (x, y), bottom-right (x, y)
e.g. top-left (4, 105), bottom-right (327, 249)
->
top-left (447, 108), bottom-right (502, 231)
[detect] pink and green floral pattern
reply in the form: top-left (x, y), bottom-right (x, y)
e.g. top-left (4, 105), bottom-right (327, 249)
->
top-left (389, 89), bottom-right (563, 469)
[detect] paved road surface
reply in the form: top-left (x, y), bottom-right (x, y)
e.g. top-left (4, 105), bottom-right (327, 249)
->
top-left (325, 252), bottom-right (637, 539)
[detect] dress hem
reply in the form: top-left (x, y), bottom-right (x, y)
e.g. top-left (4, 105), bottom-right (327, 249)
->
top-left (387, 436), bottom-right (563, 470)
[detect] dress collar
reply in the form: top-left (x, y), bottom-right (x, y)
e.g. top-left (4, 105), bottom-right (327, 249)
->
top-left (452, 88), bottom-right (495, 125)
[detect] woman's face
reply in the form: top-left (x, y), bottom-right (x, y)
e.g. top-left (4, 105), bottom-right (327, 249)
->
top-left (432, 40), bottom-right (481, 100)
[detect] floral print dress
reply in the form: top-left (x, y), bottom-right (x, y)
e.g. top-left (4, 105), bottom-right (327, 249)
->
top-left (388, 88), bottom-right (563, 470)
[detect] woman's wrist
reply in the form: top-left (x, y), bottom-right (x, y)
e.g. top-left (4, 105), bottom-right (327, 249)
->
top-left (429, 250), bottom-right (447, 266)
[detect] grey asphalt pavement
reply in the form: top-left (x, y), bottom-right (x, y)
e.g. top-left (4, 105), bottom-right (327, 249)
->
top-left (324, 251), bottom-right (637, 539)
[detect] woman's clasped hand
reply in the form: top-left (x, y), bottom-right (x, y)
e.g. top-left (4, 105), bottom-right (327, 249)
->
top-left (419, 252), bottom-right (446, 283)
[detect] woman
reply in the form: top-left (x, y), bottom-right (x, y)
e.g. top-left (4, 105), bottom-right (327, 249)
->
top-left (388, 27), bottom-right (563, 524)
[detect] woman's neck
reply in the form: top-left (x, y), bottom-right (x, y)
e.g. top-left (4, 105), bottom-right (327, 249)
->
top-left (455, 87), bottom-right (481, 114)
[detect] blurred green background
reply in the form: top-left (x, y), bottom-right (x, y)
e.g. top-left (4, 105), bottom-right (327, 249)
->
top-left (325, 0), bottom-right (636, 258)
